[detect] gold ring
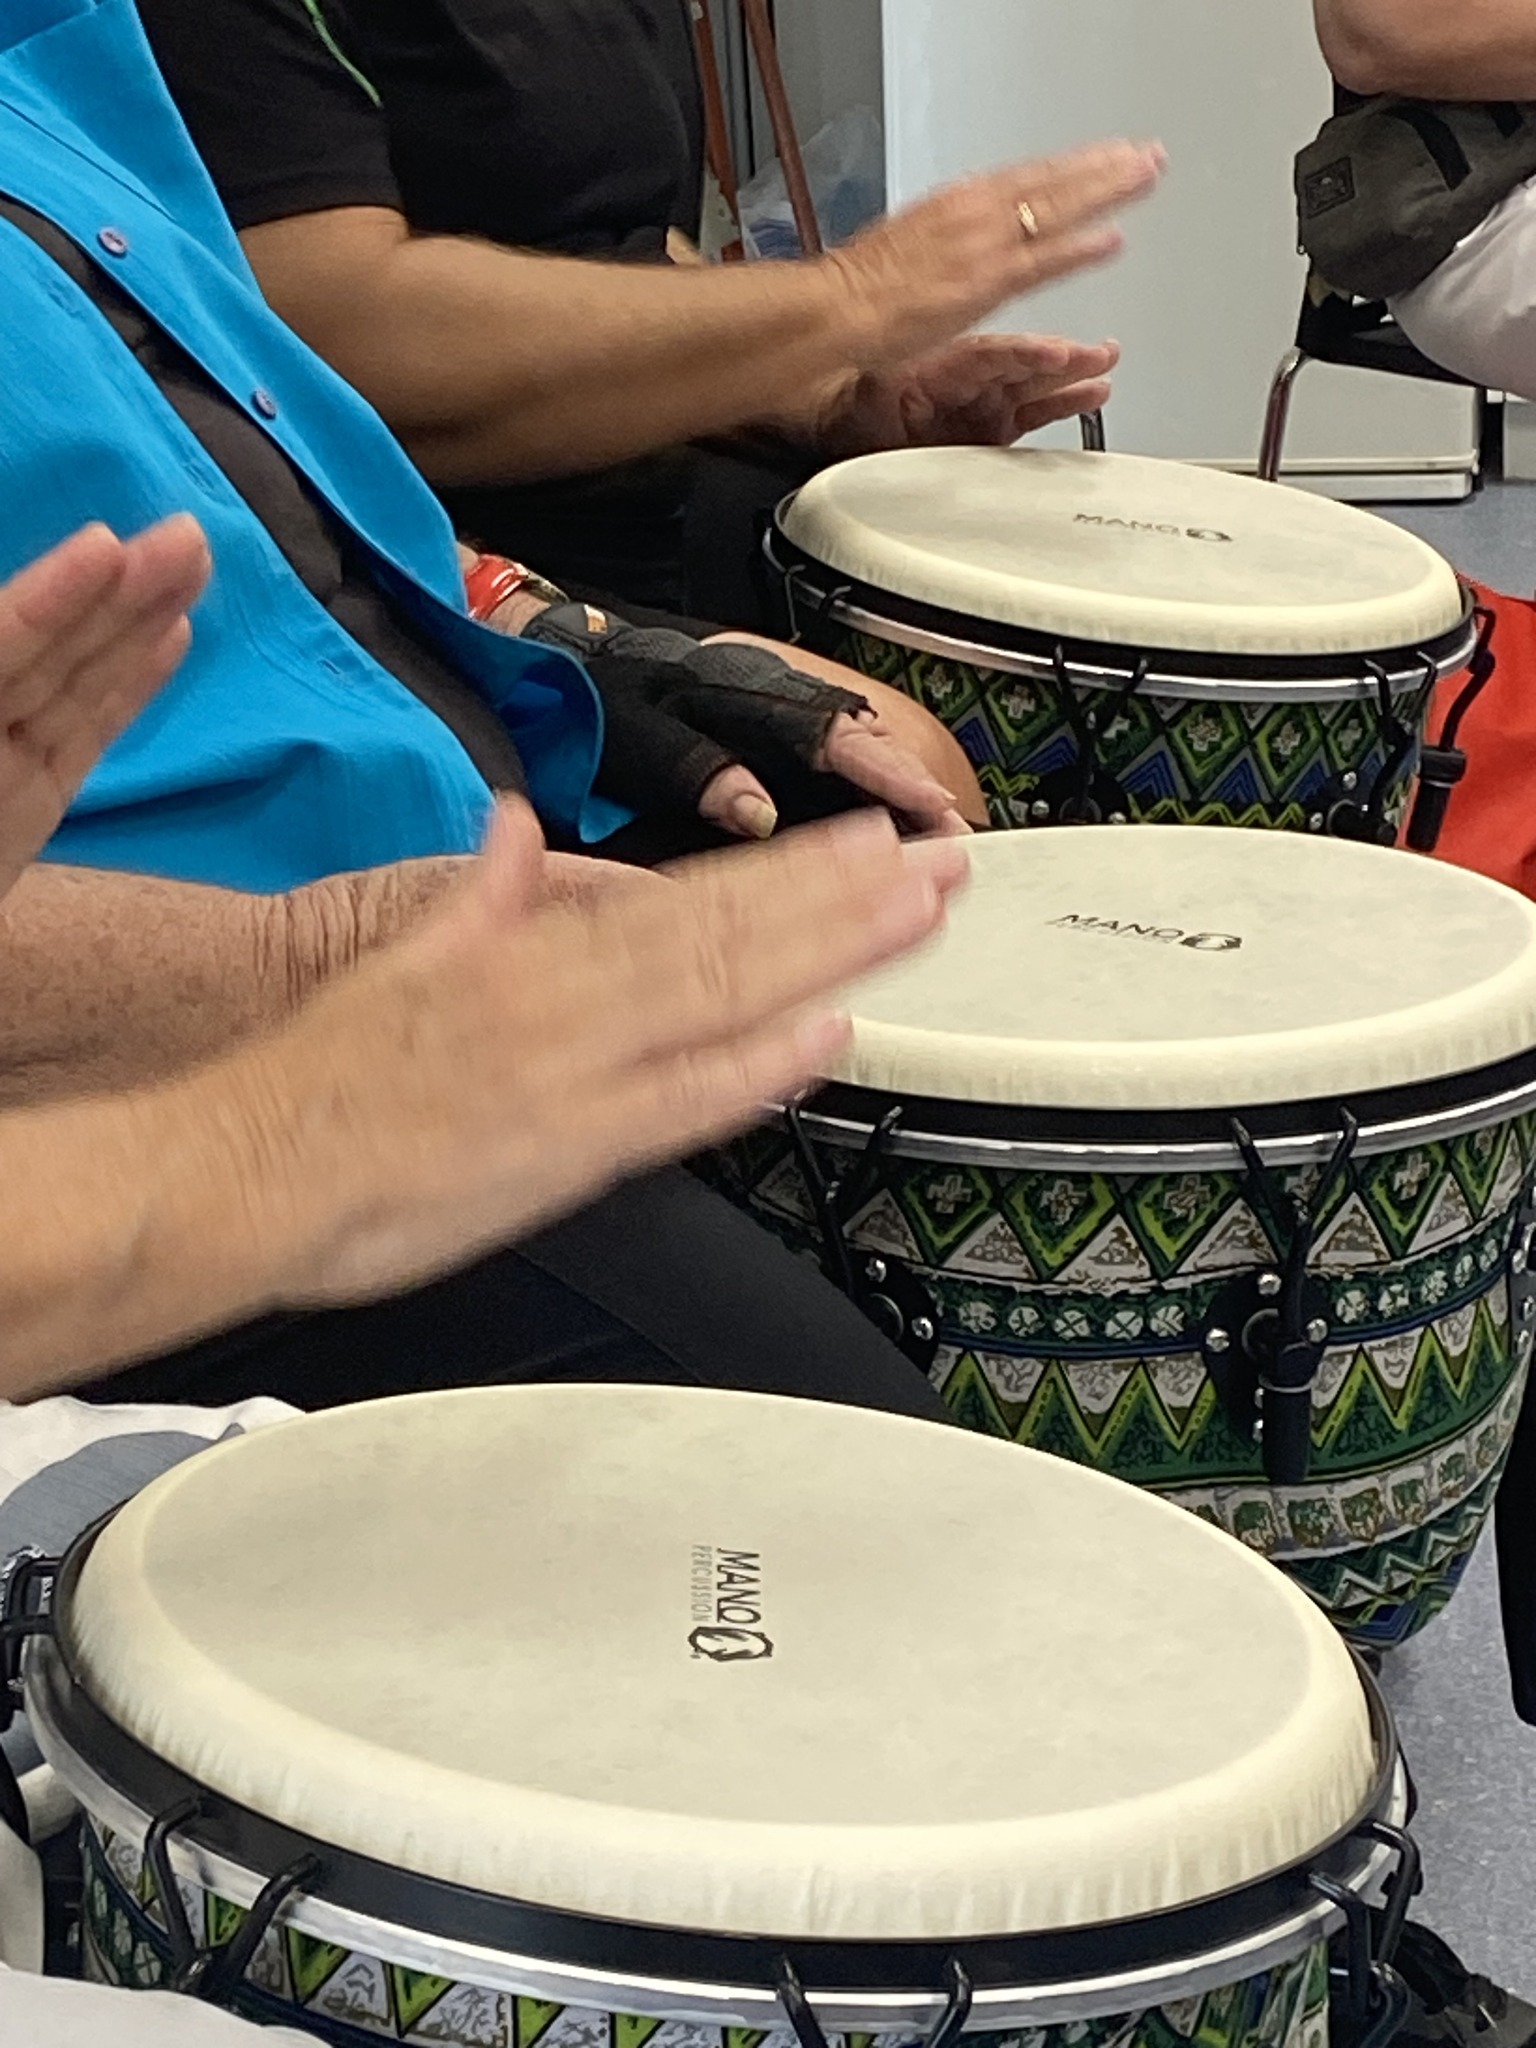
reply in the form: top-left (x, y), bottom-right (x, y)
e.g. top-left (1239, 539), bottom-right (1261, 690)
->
top-left (1016, 199), bottom-right (1041, 241)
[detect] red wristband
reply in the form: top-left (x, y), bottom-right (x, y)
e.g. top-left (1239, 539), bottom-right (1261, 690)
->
top-left (463, 553), bottom-right (566, 624)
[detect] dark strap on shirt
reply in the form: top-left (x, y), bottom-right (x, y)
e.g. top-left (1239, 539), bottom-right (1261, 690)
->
top-left (0, 193), bottom-right (525, 794)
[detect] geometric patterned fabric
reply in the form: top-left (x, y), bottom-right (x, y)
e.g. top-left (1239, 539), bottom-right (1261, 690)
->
top-left (82, 1820), bottom-right (1332, 2048)
top-left (835, 628), bottom-right (1428, 835)
top-left (712, 1109), bottom-right (1536, 1648)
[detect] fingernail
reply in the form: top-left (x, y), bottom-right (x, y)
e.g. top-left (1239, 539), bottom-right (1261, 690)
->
top-left (903, 836), bottom-right (972, 889)
top-left (730, 794), bottom-right (779, 840)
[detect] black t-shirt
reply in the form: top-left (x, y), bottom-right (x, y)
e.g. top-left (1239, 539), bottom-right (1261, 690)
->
top-left (136, 0), bottom-right (704, 258)
top-left (137, 0), bottom-right (712, 612)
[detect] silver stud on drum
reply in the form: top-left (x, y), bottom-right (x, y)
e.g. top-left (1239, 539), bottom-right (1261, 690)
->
top-left (1109, 812), bottom-right (1128, 826)
top-left (865, 1258), bottom-right (887, 1287)
top-left (1515, 1246), bottom-right (1528, 1277)
top-left (911, 1317), bottom-right (936, 1344)
top-left (1342, 771), bottom-right (1359, 793)
top-left (1257, 1272), bottom-right (1283, 1300)
top-left (1030, 799), bottom-right (1051, 821)
top-left (1308, 814), bottom-right (1326, 833)
top-left (1307, 1318), bottom-right (1330, 1345)
top-left (1521, 1330), bottom-right (1534, 1368)
top-left (1207, 1328), bottom-right (1232, 1354)
top-left (1522, 1297), bottom-right (1536, 1326)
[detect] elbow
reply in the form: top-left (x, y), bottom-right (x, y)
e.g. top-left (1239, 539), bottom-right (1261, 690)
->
top-left (1315, 3), bottom-right (1422, 95)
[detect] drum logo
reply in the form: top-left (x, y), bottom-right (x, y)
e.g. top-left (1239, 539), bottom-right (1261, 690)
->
top-left (1050, 914), bottom-right (1243, 952)
top-left (1073, 514), bottom-right (1233, 544)
top-left (689, 1545), bottom-right (774, 1661)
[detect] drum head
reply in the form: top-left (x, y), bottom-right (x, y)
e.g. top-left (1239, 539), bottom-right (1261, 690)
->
top-left (779, 448), bottom-right (1465, 658)
top-left (834, 829), bottom-right (1536, 1111)
top-left (64, 1387), bottom-right (1374, 1942)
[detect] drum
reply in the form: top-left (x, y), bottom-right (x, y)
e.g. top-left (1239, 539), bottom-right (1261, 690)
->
top-left (713, 829), bottom-right (1536, 1648)
top-left (8, 1386), bottom-right (1418, 2048)
top-left (768, 448), bottom-right (1478, 838)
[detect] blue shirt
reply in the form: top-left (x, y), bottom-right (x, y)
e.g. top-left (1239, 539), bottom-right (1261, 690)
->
top-left (0, 0), bottom-right (624, 891)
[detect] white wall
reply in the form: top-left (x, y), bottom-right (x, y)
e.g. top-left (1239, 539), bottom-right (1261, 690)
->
top-left (773, 0), bottom-right (884, 143)
top-left (878, 0), bottom-right (1478, 481)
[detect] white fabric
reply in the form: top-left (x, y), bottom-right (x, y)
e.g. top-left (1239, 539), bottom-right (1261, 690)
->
top-left (59, 1386), bottom-right (1378, 1942)
top-left (0, 1827), bottom-right (40, 1973)
top-left (0, 1396), bottom-right (298, 1978)
top-left (1394, 173), bottom-right (1536, 402)
top-left (0, 1966), bottom-right (318, 2044)
top-left (780, 447), bottom-right (1464, 657)
top-left (833, 827), bottom-right (1536, 1111)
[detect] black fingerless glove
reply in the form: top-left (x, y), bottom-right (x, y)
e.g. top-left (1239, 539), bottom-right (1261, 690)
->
top-left (523, 602), bottom-right (870, 815)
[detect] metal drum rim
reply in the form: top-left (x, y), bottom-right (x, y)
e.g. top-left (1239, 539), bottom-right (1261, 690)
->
top-left (789, 1045), bottom-right (1536, 1175)
top-left (28, 1521), bottom-right (1405, 2028)
top-left (765, 521), bottom-right (1478, 706)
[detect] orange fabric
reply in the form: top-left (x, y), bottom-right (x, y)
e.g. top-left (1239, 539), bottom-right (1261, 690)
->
top-left (1424, 580), bottom-right (1536, 897)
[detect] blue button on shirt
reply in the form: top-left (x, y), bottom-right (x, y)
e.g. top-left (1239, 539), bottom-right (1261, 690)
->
top-left (0, 0), bottom-right (624, 892)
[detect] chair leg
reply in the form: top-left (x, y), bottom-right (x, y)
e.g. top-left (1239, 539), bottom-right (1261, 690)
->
top-left (1258, 347), bottom-right (1308, 482)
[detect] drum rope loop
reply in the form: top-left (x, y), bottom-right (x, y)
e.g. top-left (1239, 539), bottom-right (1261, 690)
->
top-left (1408, 602), bottom-right (1497, 853)
top-left (1045, 645), bottom-right (1149, 826)
top-left (144, 1792), bottom-right (319, 2003)
top-left (776, 1953), bottom-right (974, 2048)
top-left (1213, 1113), bottom-right (1362, 1487)
top-left (784, 1100), bottom-right (940, 1365)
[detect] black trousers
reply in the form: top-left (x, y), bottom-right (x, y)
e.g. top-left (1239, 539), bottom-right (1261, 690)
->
top-left (87, 1166), bottom-right (946, 1424)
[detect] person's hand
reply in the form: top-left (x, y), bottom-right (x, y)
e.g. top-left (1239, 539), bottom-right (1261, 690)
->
top-left (696, 700), bottom-right (966, 840)
top-left (820, 140), bottom-right (1163, 377)
top-left (0, 517), bottom-right (210, 898)
top-left (812, 333), bottom-right (1121, 460)
top-left (242, 800), bottom-right (970, 1306)
top-left (524, 603), bottom-right (963, 838)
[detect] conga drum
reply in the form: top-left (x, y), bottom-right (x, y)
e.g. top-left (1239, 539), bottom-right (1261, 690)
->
top-left (9, 1386), bottom-right (1417, 2048)
top-left (715, 830), bottom-right (1536, 1648)
top-left (768, 448), bottom-right (1478, 839)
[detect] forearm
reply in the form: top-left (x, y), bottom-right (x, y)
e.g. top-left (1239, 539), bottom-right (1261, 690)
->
top-left (0, 1066), bottom-right (314, 1395)
top-left (1314, 0), bottom-right (1536, 97)
top-left (0, 858), bottom-right (459, 1104)
top-left (1, 1016), bottom-right (421, 1394)
top-left (241, 213), bottom-right (862, 484)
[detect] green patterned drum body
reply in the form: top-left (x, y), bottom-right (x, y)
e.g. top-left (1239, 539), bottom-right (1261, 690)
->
top-left (81, 1818), bottom-right (1331, 2048)
top-left (716, 1108), bottom-right (1536, 1649)
top-left (711, 827), bottom-right (1536, 1649)
top-left (771, 446), bottom-right (1474, 837)
top-left (835, 629), bottom-right (1430, 836)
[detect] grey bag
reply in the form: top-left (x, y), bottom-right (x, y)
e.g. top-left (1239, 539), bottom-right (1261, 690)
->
top-left (1295, 96), bottom-right (1536, 301)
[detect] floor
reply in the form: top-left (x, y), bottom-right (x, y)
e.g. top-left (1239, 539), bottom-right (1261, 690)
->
top-left (1361, 482), bottom-right (1536, 2000)
top-left (1378, 1543), bottom-right (1536, 1996)
top-left (1380, 480), bottom-right (1536, 597)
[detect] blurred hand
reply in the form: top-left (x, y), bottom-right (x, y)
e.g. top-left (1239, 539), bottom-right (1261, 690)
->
top-left (813, 333), bottom-right (1121, 459)
top-left (0, 517), bottom-right (209, 898)
top-left (822, 139), bottom-right (1163, 374)
top-left (250, 801), bottom-right (971, 1304)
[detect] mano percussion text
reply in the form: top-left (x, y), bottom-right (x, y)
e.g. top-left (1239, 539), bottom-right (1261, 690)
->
top-left (688, 1545), bottom-right (774, 1660)
top-left (1050, 914), bottom-right (1244, 951)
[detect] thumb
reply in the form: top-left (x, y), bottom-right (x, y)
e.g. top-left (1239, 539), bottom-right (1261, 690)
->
top-left (698, 762), bottom-right (780, 840)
